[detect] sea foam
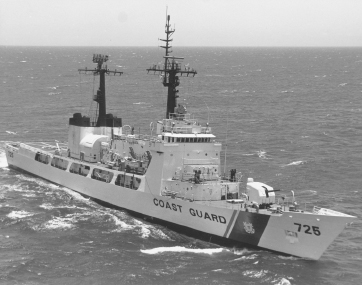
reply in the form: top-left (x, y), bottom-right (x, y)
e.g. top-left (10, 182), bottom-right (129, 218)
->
top-left (7, 210), bottom-right (34, 219)
top-left (140, 246), bottom-right (227, 255)
top-left (242, 269), bottom-right (268, 278)
top-left (108, 213), bottom-right (171, 240)
top-left (275, 277), bottom-right (292, 285)
top-left (0, 155), bottom-right (8, 168)
top-left (282, 160), bottom-right (304, 167)
top-left (257, 150), bottom-right (268, 159)
top-left (37, 216), bottom-right (75, 230)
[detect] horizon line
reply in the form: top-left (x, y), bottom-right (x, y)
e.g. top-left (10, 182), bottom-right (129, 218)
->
top-left (1, 45), bottom-right (362, 48)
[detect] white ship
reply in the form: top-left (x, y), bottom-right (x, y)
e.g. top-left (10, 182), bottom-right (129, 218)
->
top-left (5, 15), bottom-right (356, 260)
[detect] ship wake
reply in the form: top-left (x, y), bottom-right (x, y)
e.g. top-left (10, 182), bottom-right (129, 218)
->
top-left (140, 246), bottom-right (227, 255)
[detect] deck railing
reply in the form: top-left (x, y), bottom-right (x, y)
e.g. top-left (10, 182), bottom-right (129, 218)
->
top-left (313, 206), bottom-right (351, 216)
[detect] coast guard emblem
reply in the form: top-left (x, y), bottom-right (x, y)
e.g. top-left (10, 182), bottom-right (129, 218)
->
top-left (243, 222), bottom-right (255, 234)
top-left (285, 230), bottom-right (299, 244)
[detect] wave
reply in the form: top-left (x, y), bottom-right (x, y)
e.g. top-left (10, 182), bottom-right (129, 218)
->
top-left (108, 212), bottom-right (136, 231)
top-left (22, 193), bottom-right (37, 197)
top-left (0, 183), bottom-right (35, 193)
top-left (275, 277), bottom-right (292, 285)
top-left (257, 150), bottom-right (269, 159)
top-left (242, 269), bottom-right (268, 278)
top-left (132, 219), bottom-right (151, 239)
top-left (2, 173), bottom-right (169, 239)
top-left (108, 212), bottom-right (172, 240)
top-left (7, 173), bottom-right (169, 240)
top-left (281, 160), bottom-right (304, 167)
top-left (31, 209), bottom-right (167, 236)
top-left (39, 216), bottom-right (75, 230)
top-left (134, 219), bottom-right (172, 240)
top-left (233, 248), bottom-right (257, 256)
top-left (231, 248), bottom-right (259, 261)
top-left (15, 174), bottom-right (60, 190)
top-left (7, 210), bottom-right (34, 219)
top-left (277, 255), bottom-right (299, 260)
top-left (47, 84), bottom-right (73, 90)
top-left (231, 254), bottom-right (258, 262)
top-left (140, 246), bottom-right (227, 255)
top-left (39, 203), bottom-right (54, 210)
top-left (219, 89), bottom-right (238, 94)
top-left (39, 203), bottom-right (87, 211)
top-left (31, 211), bottom-right (96, 231)
top-left (49, 213), bottom-right (83, 230)
top-left (293, 189), bottom-right (317, 197)
top-left (0, 151), bottom-right (8, 167)
top-left (61, 188), bottom-right (92, 202)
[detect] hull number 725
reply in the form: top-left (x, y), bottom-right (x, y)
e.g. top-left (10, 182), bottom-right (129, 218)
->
top-left (294, 223), bottom-right (321, 236)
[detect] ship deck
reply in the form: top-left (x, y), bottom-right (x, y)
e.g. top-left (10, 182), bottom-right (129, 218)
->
top-left (186, 198), bottom-right (310, 215)
top-left (17, 141), bottom-right (68, 154)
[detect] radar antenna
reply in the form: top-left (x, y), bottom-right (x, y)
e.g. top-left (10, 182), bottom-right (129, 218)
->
top-left (147, 14), bottom-right (197, 119)
top-left (78, 54), bottom-right (123, 127)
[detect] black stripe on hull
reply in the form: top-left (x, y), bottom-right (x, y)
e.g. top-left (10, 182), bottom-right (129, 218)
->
top-left (228, 211), bottom-right (271, 246)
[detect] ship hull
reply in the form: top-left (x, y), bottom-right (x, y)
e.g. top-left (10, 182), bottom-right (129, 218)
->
top-left (5, 143), bottom-right (355, 260)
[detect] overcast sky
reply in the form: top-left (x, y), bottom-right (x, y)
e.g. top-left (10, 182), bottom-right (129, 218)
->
top-left (1, 0), bottom-right (361, 47)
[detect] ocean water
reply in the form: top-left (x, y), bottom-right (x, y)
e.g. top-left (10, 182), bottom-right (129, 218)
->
top-left (0, 46), bottom-right (361, 285)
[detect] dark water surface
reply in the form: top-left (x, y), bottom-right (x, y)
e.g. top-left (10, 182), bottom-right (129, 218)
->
top-left (0, 46), bottom-right (361, 285)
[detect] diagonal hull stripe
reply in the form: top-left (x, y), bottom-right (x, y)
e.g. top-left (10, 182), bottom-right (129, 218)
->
top-left (223, 210), bottom-right (238, 237)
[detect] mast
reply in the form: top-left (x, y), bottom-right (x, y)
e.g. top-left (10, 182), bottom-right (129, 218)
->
top-left (147, 14), bottom-right (197, 119)
top-left (78, 54), bottom-right (123, 127)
